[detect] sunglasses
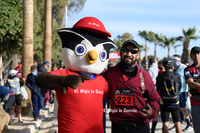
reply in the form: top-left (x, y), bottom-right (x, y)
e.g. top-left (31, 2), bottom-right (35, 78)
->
top-left (158, 67), bottom-right (163, 70)
top-left (121, 48), bottom-right (138, 54)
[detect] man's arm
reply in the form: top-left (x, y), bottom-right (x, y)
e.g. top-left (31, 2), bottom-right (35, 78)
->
top-left (186, 78), bottom-right (200, 90)
top-left (25, 75), bottom-right (32, 90)
top-left (176, 75), bottom-right (182, 92)
top-left (184, 66), bottom-right (200, 90)
top-left (143, 73), bottom-right (161, 119)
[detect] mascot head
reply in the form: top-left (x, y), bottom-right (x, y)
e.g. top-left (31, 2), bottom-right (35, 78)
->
top-left (58, 17), bottom-right (115, 74)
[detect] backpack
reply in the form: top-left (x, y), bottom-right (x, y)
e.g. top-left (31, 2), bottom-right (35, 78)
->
top-left (161, 73), bottom-right (179, 105)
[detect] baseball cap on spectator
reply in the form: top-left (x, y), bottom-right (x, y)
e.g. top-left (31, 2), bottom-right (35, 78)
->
top-left (31, 65), bottom-right (37, 72)
top-left (190, 46), bottom-right (200, 54)
top-left (18, 64), bottom-right (22, 67)
top-left (9, 69), bottom-right (18, 76)
top-left (44, 61), bottom-right (49, 67)
top-left (121, 40), bottom-right (139, 50)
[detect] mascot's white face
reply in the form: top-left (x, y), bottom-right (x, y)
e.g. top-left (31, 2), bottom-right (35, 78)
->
top-left (59, 29), bottom-right (115, 74)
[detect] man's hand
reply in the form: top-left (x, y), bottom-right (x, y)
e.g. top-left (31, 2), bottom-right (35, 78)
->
top-left (22, 78), bottom-right (25, 82)
top-left (139, 103), bottom-right (152, 118)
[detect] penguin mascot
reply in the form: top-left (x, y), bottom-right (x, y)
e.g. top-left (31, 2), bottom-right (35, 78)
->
top-left (35, 17), bottom-right (115, 133)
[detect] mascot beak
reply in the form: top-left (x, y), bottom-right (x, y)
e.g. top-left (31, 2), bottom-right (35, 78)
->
top-left (86, 50), bottom-right (98, 64)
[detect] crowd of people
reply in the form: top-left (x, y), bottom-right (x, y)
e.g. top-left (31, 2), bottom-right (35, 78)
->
top-left (1, 40), bottom-right (200, 133)
top-left (0, 61), bottom-right (64, 124)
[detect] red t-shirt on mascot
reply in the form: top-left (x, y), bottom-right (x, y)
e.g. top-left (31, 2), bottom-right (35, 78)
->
top-left (49, 69), bottom-right (110, 133)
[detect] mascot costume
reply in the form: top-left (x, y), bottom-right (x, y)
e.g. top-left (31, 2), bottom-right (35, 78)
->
top-left (35, 17), bottom-right (115, 133)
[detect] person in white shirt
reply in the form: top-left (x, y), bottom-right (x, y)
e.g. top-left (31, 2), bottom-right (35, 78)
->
top-left (147, 58), bottom-right (158, 85)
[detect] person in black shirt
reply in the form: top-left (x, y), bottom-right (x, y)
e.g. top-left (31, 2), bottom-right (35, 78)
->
top-left (156, 58), bottom-right (182, 133)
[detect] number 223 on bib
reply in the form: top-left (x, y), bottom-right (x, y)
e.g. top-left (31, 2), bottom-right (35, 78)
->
top-left (114, 89), bottom-right (134, 106)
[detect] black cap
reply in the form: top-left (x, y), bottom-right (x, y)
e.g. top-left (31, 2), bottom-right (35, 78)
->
top-left (121, 39), bottom-right (139, 50)
top-left (163, 58), bottom-right (174, 68)
top-left (190, 46), bottom-right (200, 54)
top-left (44, 61), bottom-right (49, 67)
top-left (31, 65), bottom-right (37, 72)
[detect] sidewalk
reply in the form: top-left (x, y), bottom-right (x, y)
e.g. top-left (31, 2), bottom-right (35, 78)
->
top-left (105, 112), bottom-right (194, 133)
top-left (6, 104), bottom-right (58, 133)
top-left (6, 105), bottom-right (194, 133)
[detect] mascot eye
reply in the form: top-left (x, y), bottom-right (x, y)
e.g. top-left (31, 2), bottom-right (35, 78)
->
top-left (99, 49), bottom-right (107, 62)
top-left (74, 44), bottom-right (87, 56)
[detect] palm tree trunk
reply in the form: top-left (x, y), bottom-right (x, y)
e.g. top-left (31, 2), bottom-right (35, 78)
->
top-left (168, 47), bottom-right (170, 58)
top-left (10, 53), bottom-right (18, 69)
top-left (154, 43), bottom-right (157, 63)
top-left (181, 42), bottom-right (187, 63)
top-left (22, 0), bottom-right (33, 108)
top-left (139, 52), bottom-right (142, 65)
top-left (187, 43), bottom-right (190, 62)
top-left (44, 0), bottom-right (52, 71)
top-left (145, 40), bottom-right (148, 70)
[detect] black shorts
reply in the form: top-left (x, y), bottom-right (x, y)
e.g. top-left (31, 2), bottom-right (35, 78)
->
top-left (160, 104), bottom-right (180, 122)
top-left (112, 120), bottom-right (150, 133)
top-left (4, 95), bottom-right (15, 113)
top-left (13, 94), bottom-right (22, 106)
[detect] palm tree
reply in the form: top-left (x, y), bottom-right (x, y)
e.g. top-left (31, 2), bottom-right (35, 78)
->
top-left (114, 32), bottom-right (134, 52)
top-left (173, 44), bottom-right (182, 53)
top-left (149, 32), bottom-right (165, 63)
top-left (177, 27), bottom-right (199, 63)
top-left (44, 0), bottom-right (52, 71)
top-left (159, 36), bottom-right (177, 58)
top-left (22, 0), bottom-right (33, 106)
top-left (138, 30), bottom-right (151, 70)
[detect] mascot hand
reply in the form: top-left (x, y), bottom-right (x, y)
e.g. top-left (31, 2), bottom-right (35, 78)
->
top-left (35, 72), bottom-right (91, 94)
top-left (64, 75), bottom-right (91, 90)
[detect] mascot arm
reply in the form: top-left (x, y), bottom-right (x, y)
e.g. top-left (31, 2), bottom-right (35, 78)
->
top-left (35, 72), bottom-right (91, 94)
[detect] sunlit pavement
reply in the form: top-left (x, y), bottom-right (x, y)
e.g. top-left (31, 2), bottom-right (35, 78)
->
top-left (105, 111), bottom-right (194, 133)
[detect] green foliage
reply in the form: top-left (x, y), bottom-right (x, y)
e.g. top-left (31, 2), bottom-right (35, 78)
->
top-left (113, 32), bottom-right (134, 52)
top-left (0, 0), bottom-right (23, 56)
top-left (160, 36), bottom-right (177, 49)
top-left (177, 27), bottom-right (200, 62)
top-left (52, 0), bottom-right (68, 25)
top-left (149, 32), bottom-right (165, 45)
top-left (33, 0), bottom-right (45, 61)
top-left (138, 30), bottom-right (152, 41)
top-left (178, 27), bottom-right (200, 44)
top-left (138, 43), bottom-right (148, 52)
top-left (159, 36), bottom-right (178, 57)
top-left (68, 0), bottom-right (86, 16)
top-left (33, 0), bottom-right (86, 64)
top-left (52, 21), bottom-right (62, 65)
top-left (52, 0), bottom-right (86, 25)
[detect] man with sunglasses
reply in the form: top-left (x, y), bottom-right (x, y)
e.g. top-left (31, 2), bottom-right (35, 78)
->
top-left (103, 39), bottom-right (160, 133)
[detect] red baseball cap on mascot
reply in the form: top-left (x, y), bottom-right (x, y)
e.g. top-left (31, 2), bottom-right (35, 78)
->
top-left (73, 17), bottom-right (111, 37)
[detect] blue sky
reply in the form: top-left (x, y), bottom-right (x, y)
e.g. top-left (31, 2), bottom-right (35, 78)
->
top-left (67, 0), bottom-right (200, 60)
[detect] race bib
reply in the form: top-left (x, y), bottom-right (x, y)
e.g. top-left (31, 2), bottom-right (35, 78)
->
top-left (114, 89), bottom-right (134, 106)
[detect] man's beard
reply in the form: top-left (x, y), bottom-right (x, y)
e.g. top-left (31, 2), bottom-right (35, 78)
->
top-left (121, 56), bottom-right (136, 69)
